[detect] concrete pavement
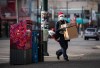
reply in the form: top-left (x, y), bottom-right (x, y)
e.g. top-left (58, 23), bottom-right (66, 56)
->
top-left (45, 36), bottom-right (100, 61)
top-left (0, 60), bottom-right (100, 68)
top-left (0, 36), bottom-right (100, 68)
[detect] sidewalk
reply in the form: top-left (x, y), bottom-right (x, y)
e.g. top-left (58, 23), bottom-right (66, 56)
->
top-left (0, 37), bottom-right (100, 68)
top-left (0, 59), bottom-right (100, 68)
top-left (46, 37), bottom-right (100, 62)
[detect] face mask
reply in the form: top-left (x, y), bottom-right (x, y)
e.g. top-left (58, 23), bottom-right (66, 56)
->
top-left (58, 17), bottom-right (64, 21)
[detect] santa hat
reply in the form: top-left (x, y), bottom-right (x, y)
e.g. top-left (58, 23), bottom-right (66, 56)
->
top-left (58, 12), bottom-right (64, 17)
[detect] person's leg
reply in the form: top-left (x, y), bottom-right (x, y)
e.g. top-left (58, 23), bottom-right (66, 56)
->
top-left (62, 47), bottom-right (69, 61)
top-left (56, 40), bottom-right (69, 61)
top-left (56, 49), bottom-right (62, 56)
top-left (61, 41), bottom-right (69, 61)
top-left (56, 41), bottom-right (63, 60)
top-left (56, 49), bottom-right (62, 60)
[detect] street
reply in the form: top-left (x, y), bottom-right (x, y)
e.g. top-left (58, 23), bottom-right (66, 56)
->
top-left (0, 36), bottom-right (100, 68)
top-left (0, 39), bottom-right (9, 64)
top-left (0, 0), bottom-right (100, 68)
top-left (47, 36), bottom-right (100, 61)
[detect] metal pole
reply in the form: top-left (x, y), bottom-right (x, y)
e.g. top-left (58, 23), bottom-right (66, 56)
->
top-left (29, 0), bottom-right (32, 17)
top-left (16, 0), bottom-right (19, 23)
top-left (82, 6), bottom-right (83, 25)
top-left (0, 7), bottom-right (1, 37)
top-left (66, 1), bottom-right (68, 16)
top-left (0, 17), bottom-right (1, 37)
top-left (91, 8), bottom-right (92, 23)
top-left (81, 6), bottom-right (84, 37)
top-left (36, 0), bottom-right (44, 62)
top-left (41, 0), bottom-right (49, 56)
top-left (37, 0), bottom-right (39, 27)
top-left (98, 3), bottom-right (100, 28)
top-left (52, 9), bottom-right (54, 20)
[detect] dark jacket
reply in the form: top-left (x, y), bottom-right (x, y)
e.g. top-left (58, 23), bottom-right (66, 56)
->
top-left (55, 20), bottom-right (69, 41)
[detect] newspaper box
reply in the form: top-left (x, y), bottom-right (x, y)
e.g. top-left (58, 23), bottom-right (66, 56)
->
top-left (64, 26), bottom-right (78, 40)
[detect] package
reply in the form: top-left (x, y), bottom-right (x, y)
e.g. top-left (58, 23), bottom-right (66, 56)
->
top-left (64, 26), bottom-right (78, 40)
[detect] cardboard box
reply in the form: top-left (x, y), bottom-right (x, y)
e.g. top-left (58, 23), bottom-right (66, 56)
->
top-left (64, 26), bottom-right (78, 40)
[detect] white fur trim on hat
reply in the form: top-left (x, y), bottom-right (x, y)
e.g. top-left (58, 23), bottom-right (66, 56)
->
top-left (58, 14), bottom-right (64, 17)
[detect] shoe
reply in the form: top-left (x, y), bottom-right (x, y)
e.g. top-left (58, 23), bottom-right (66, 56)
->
top-left (56, 51), bottom-right (60, 60)
top-left (64, 58), bottom-right (69, 61)
top-left (57, 55), bottom-right (60, 60)
top-left (56, 53), bottom-right (60, 60)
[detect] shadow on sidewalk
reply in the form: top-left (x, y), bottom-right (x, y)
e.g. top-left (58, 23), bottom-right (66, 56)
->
top-left (0, 60), bottom-right (100, 68)
top-left (0, 37), bottom-right (10, 40)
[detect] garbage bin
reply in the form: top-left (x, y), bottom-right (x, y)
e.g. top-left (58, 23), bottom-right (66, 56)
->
top-left (10, 21), bottom-right (32, 65)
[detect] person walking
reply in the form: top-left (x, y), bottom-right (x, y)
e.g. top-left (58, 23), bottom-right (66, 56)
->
top-left (55, 12), bottom-right (69, 61)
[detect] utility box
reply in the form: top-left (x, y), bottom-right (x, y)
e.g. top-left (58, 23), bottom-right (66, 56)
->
top-left (32, 30), bottom-right (38, 63)
top-left (32, 29), bottom-right (44, 62)
top-left (10, 21), bottom-right (32, 65)
top-left (32, 30), bottom-right (44, 63)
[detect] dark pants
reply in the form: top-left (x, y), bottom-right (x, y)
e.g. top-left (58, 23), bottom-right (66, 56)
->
top-left (56, 40), bottom-right (68, 60)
